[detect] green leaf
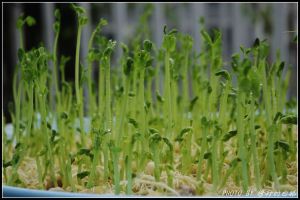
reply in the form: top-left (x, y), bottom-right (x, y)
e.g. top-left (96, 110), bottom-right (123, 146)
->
top-left (199, 16), bottom-right (205, 25)
top-left (204, 152), bottom-right (212, 159)
top-left (286, 98), bottom-right (296, 110)
top-left (189, 96), bottom-right (199, 111)
top-left (201, 117), bottom-right (209, 126)
top-left (47, 122), bottom-right (52, 130)
top-left (103, 40), bottom-right (116, 57)
top-left (121, 43), bottom-right (128, 54)
top-left (77, 171), bottom-right (90, 179)
top-left (25, 16), bottom-right (36, 26)
top-left (77, 148), bottom-right (93, 160)
top-left (38, 148), bottom-right (47, 156)
top-left (60, 55), bottom-right (71, 69)
top-left (280, 115), bottom-right (297, 125)
top-left (293, 35), bottom-right (297, 43)
top-left (168, 29), bottom-right (178, 35)
top-left (222, 130), bottom-right (238, 142)
top-left (11, 154), bottom-right (20, 165)
top-left (239, 77), bottom-right (251, 93)
top-left (18, 48), bottom-right (25, 62)
top-left (128, 118), bottom-right (138, 128)
top-left (128, 91), bottom-right (135, 97)
top-left (253, 38), bottom-right (260, 48)
top-left (274, 140), bottom-right (290, 152)
top-left (143, 40), bottom-right (152, 52)
top-left (77, 148), bottom-right (91, 155)
top-left (230, 157), bottom-right (241, 167)
top-left (131, 132), bottom-right (142, 145)
top-left (54, 9), bottom-right (61, 20)
top-left (163, 25), bottom-right (167, 35)
top-left (102, 129), bottom-right (111, 136)
top-left (162, 34), bottom-right (176, 52)
top-left (231, 53), bottom-right (240, 72)
top-left (175, 127), bottom-right (192, 142)
top-left (16, 14), bottom-right (24, 29)
top-left (149, 132), bottom-right (161, 143)
top-left (79, 16), bottom-right (88, 26)
top-left (276, 62), bottom-right (285, 77)
top-left (15, 143), bottom-right (22, 150)
top-left (124, 57), bottom-right (134, 76)
top-left (259, 42), bottom-right (270, 58)
top-left (179, 127), bottom-right (192, 138)
top-left (249, 71), bottom-right (261, 97)
top-left (15, 178), bottom-right (23, 185)
top-left (273, 112), bottom-right (283, 123)
top-left (60, 112), bottom-right (68, 119)
top-left (213, 29), bottom-right (221, 44)
top-left (3, 161), bottom-right (12, 168)
top-left (255, 125), bottom-right (261, 130)
top-left (243, 62), bottom-right (251, 76)
top-left (215, 70), bottom-right (231, 80)
top-left (182, 35), bottom-right (194, 50)
top-left (71, 3), bottom-right (85, 15)
top-left (99, 18), bottom-right (108, 27)
top-left (53, 22), bottom-right (60, 32)
top-left (201, 30), bottom-right (212, 45)
top-left (149, 128), bottom-right (159, 134)
top-left (162, 137), bottom-right (173, 151)
top-left (156, 90), bottom-right (165, 103)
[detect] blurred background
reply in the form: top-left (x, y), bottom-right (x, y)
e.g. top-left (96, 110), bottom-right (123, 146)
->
top-left (3, 3), bottom-right (298, 122)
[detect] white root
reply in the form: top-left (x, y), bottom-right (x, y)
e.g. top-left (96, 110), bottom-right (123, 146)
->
top-left (134, 178), bottom-right (180, 196)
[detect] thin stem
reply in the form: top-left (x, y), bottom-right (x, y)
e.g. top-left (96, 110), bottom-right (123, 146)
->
top-left (249, 92), bottom-right (261, 190)
top-left (75, 25), bottom-right (85, 146)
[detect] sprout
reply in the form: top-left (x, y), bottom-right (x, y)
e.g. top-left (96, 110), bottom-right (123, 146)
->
top-left (4, 6), bottom-right (297, 196)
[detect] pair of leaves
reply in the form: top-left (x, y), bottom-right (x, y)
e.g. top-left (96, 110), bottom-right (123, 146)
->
top-left (77, 148), bottom-right (93, 160)
top-left (60, 55), bottom-right (71, 71)
top-left (53, 9), bottom-right (61, 33)
top-left (123, 57), bottom-right (134, 76)
top-left (162, 25), bottom-right (177, 52)
top-left (215, 69), bottom-right (231, 81)
top-left (182, 34), bottom-right (194, 51)
top-left (143, 40), bottom-right (153, 52)
top-left (222, 130), bottom-right (237, 142)
top-left (103, 40), bottom-right (117, 57)
top-left (71, 4), bottom-right (88, 26)
top-left (252, 38), bottom-right (269, 59)
top-left (4, 155), bottom-right (21, 168)
top-left (77, 171), bottom-right (90, 179)
top-left (131, 132), bottom-right (142, 145)
top-left (128, 118), bottom-right (138, 129)
top-left (88, 48), bottom-right (101, 62)
top-left (280, 115), bottom-right (297, 125)
top-left (60, 112), bottom-right (69, 120)
top-left (201, 117), bottom-right (217, 127)
top-left (175, 127), bottom-right (192, 142)
top-left (201, 29), bottom-right (221, 46)
top-left (240, 45), bottom-right (251, 56)
top-left (273, 112), bottom-right (297, 125)
top-left (238, 69), bottom-right (261, 97)
top-left (274, 140), bottom-right (290, 152)
top-left (16, 14), bottom-right (36, 29)
top-left (95, 18), bottom-right (108, 33)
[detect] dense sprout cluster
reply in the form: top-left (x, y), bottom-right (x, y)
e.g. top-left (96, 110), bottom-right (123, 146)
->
top-left (3, 4), bottom-right (297, 196)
